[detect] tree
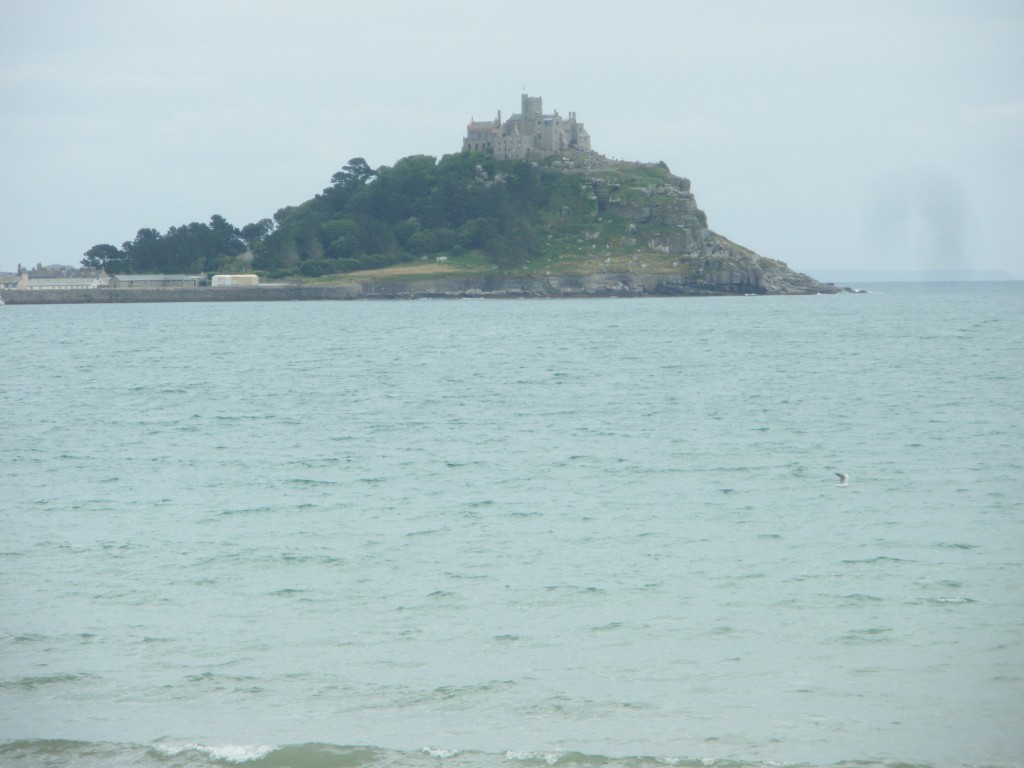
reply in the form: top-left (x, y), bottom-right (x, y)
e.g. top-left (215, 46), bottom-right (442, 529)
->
top-left (240, 218), bottom-right (274, 247)
top-left (81, 243), bottom-right (129, 273)
top-left (323, 219), bottom-right (364, 259)
top-left (487, 216), bottom-right (538, 270)
top-left (330, 157), bottom-right (376, 188)
top-left (457, 218), bottom-right (498, 250)
top-left (122, 228), bottom-right (164, 273)
top-left (207, 215), bottom-right (247, 261)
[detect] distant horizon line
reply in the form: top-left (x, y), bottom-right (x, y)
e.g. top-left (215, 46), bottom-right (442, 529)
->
top-left (803, 268), bottom-right (1018, 282)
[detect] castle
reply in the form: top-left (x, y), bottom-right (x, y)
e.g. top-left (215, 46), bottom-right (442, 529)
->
top-left (463, 94), bottom-right (591, 161)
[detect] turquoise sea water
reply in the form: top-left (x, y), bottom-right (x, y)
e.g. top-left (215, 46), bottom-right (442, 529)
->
top-left (2, 284), bottom-right (1022, 768)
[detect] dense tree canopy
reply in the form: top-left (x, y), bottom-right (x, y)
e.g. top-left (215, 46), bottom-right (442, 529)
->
top-left (81, 215), bottom-right (250, 275)
top-left (82, 153), bottom-right (590, 277)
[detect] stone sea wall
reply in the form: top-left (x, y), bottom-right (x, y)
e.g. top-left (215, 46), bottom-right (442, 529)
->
top-left (1, 271), bottom-right (841, 305)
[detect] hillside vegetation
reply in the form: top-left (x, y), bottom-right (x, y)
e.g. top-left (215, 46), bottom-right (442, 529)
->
top-left (80, 151), bottom-right (831, 294)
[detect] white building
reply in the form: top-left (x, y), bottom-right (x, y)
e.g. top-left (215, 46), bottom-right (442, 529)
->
top-left (212, 274), bottom-right (259, 287)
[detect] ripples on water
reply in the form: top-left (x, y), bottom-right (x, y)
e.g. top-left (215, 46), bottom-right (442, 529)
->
top-left (1, 284), bottom-right (1022, 767)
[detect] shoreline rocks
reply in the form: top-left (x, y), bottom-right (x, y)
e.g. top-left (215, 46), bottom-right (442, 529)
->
top-left (1, 270), bottom-right (844, 305)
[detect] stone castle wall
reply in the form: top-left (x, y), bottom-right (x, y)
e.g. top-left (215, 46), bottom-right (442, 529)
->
top-left (463, 94), bottom-right (591, 161)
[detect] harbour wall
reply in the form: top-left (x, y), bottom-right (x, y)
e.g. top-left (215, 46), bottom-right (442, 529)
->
top-left (2, 272), bottom-right (821, 305)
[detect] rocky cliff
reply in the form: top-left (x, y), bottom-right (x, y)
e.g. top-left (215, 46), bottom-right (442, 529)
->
top-left (536, 154), bottom-right (838, 295)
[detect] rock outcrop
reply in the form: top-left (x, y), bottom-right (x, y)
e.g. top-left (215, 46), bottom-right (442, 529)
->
top-left (538, 154), bottom-right (837, 295)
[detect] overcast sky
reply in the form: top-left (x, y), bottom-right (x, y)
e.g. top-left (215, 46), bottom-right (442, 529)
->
top-left (2, 0), bottom-right (1022, 277)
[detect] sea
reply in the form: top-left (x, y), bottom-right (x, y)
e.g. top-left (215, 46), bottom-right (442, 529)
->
top-left (1, 282), bottom-right (1022, 768)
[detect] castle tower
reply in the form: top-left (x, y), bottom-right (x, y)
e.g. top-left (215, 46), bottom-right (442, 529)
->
top-left (521, 94), bottom-right (542, 122)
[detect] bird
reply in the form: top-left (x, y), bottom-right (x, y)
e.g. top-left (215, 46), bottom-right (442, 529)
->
top-left (836, 472), bottom-right (849, 487)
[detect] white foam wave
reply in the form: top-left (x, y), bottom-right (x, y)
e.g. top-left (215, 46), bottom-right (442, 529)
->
top-left (505, 751), bottom-right (562, 764)
top-left (152, 742), bottom-right (276, 763)
top-left (423, 747), bottom-right (462, 758)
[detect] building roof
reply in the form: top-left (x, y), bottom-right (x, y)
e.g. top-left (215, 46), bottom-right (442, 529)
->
top-left (26, 278), bottom-right (99, 288)
top-left (113, 274), bottom-right (202, 281)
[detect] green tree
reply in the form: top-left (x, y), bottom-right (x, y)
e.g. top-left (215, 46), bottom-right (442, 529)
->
top-left (122, 228), bottom-right (164, 273)
top-left (81, 243), bottom-right (129, 273)
top-left (324, 219), bottom-right (364, 259)
top-left (330, 157), bottom-right (376, 188)
top-left (240, 218), bottom-right (274, 248)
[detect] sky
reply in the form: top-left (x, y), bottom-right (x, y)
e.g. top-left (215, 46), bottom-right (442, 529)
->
top-left (1, 0), bottom-right (1022, 278)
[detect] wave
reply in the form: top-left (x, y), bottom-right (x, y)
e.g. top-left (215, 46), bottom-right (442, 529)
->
top-left (0, 739), bottom-right (957, 768)
top-left (0, 673), bottom-right (93, 690)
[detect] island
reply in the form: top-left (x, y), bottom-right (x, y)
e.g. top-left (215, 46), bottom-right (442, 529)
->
top-left (1, 94), bottom-right (844, 304)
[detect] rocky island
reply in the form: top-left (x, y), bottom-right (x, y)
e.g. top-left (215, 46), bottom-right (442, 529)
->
top-left (2, 94), bottom-right (842, 304)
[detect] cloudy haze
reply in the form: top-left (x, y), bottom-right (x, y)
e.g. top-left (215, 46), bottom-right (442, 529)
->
top-left (2, 0), bottom-right (1022, 277)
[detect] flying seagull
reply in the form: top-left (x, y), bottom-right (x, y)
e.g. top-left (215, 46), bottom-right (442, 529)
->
top-left (836, 472), bottom-right (849, 487)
